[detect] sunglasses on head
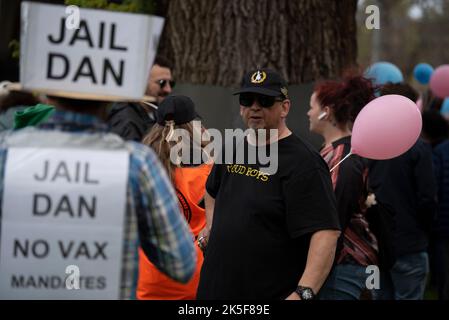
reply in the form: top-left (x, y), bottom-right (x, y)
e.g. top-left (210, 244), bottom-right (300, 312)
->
top-left (239, 93), bottom-right (284, 108)
top-left (158, 79), bottom-right (176, 89)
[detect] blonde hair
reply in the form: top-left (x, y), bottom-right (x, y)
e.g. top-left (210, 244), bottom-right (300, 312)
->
top-left (142, 121), bottom-right (209, 182)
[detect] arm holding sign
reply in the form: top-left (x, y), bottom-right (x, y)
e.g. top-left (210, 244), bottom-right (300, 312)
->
top-left (129, 144), bottom-right (196, 283)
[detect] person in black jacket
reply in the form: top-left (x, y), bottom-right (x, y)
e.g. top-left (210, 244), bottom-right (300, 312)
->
top-left (433, 138), bottom-right (449, 300)
top-left (370, 83), bottom-right (437, 300)
top-left (107, 56), bottom-right (175, 141)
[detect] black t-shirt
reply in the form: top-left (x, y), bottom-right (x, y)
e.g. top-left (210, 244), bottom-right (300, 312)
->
top-left (197, 134), bottom-right (340, 300)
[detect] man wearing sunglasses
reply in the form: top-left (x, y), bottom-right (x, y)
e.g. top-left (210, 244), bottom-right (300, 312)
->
top-left (146, 69), bottom-right (176, 105)
top-left (197, 68), bottom-right (341, 300)
top-left (107, 56), bottom-right (175, 142)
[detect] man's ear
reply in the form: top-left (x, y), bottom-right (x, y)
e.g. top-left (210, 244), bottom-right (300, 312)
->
top-left (281, 100), bottom-right (291, 118)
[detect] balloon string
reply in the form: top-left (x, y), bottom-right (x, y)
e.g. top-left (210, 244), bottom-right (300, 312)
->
top-left (330, 151), bottom-right (353, 173)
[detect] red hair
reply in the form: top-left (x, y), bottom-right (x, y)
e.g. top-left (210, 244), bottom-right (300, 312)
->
top-left (314, 75), bottom-right (376, 125)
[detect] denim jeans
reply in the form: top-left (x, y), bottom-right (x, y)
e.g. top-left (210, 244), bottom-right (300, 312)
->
top-left (318, 263), bottom-right (371, 300)
top-left (373, 252), bottom-right (429, 300)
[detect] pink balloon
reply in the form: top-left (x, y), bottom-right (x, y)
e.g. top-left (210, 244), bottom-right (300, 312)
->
top-left (351, 95), bottom-right (422, 160)
top-left (416, 97), bottom-right (423, 112)
top-left (430, 65), bottom-right (449, 98)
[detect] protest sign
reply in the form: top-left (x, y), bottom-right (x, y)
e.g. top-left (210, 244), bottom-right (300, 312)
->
top-left (20, 2), bottom-right (164, 100)
top-left (0, 148), bottom-right (129, 299)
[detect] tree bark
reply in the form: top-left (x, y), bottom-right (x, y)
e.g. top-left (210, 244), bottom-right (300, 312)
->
top-left (158, 0), bottom-right (358, 87)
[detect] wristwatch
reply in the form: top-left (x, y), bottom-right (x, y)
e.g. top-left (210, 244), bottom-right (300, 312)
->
top-left (295, 286), bottom-right (315, 300)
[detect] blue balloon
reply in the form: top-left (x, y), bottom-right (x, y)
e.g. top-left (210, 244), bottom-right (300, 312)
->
top-left (413, 63), bottom-right (434, 85)
top-left (441, 98), bottom-right (449, 115)
top-left (365, 62), bottom-right (404, 86)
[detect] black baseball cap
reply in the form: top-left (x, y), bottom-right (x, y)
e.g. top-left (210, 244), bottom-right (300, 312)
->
top-left (233, 68), bottom-right (289, 98)
top-left (156, 95), bottom-right (199, 125)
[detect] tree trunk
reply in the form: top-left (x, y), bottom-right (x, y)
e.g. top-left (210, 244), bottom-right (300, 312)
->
top-left (158, 0), bottom-right (358, 87)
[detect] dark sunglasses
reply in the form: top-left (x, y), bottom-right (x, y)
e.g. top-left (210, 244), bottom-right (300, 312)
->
top-left (239, 93), bottom-right (284, 108)
top-left (158, 79), bottom-right (176, 89)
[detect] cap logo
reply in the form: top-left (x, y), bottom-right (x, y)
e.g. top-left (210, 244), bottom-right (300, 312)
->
top-left (281, 87), bottom-right (289, 98)
top-left (251, 70), bottom-right (267, 84)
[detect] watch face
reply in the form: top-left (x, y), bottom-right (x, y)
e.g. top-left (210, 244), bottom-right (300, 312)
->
top-left (296, 287), bottom-right (315, 300)
top-left (302, 289), bottom-right (314, 300)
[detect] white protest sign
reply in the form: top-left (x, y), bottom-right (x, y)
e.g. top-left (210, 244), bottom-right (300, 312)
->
top-left (20, 2), bottom-right (164, 100)
top-left (0, 148), bottom-right (129, 299)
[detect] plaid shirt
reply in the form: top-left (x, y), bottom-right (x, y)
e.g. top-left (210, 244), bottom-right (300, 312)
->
top-left (0, 110), bottom-right (196, 299)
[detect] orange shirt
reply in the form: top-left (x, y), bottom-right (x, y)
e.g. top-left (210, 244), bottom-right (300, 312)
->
top-left (137, 164), bottom-right (212, 300)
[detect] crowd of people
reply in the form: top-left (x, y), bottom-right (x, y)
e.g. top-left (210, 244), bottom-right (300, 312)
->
top-left (1, 55), bottom-right (448, 300)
